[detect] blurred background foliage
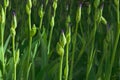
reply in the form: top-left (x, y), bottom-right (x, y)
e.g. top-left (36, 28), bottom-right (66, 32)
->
top-left (0, 0), bottom-right (120, 80)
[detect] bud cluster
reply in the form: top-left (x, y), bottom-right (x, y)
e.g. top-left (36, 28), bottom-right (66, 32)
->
top-left (56, 31), bottom-right (66, 56)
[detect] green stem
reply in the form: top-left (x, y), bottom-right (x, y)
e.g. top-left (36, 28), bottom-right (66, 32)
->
top-left (86, 13), bottom-right (97, 79)
top-left (47, 26), bottom-right (53, 55)
top-left (12, 35), bottom-right (16, 80)
top-left (47, 0), bottom-right (57, 55)
top-left (107, 2), bottom-right (119, 79)
top-left (59, 55), bottom-right (64, 80)
top-left (69, 23), bottom-right (79, 80)
top-left (65, 43), bottom-right (69, 80)
top-left (39, 17), bottom-right (43, 31)
top-left (0, 24), bottom-right (5, 79)
top-left (26, 13), bottom-right (32, 80)
top-left (0, 7), bottom-right (7, 79)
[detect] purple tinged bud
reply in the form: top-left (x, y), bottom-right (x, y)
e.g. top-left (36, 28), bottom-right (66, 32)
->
top-left (100, 3), bottom-right (104, 10)
top-left (80, 3), bottom-right (82, 8)
top-left (107, 23), bottom-right (110, 29)
top-left (12, 11), bottom-right (16, 16)
top-left (11, 10), bottom-right (17, 29)
top-left (61, 29), bottom-right (64, 34)
top-left (107, 23), bottom-right (110, 31)
top-left (60, 29), bottom-right (66, 48)
top-left (68, 23), bottom-right (71, 27)
top-left (66, 5), bottom-right (69, 11)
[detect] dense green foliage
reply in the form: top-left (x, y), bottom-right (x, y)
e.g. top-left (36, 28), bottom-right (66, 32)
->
top-left (0, 0), bottom-right (120, 80)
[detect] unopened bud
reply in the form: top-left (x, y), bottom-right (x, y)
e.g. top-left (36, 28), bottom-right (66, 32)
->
top-left (4, 0), bottom-right (9, 8)
top-left (59, 30), bottom-right (66, 48)
top-left (50, 16), bottom-right (54, 27)
top-left (26, 4), bottom-right (31, 15)
top-left (10, 27), bottom-right (16, 36)
top-left (64, 66), bottom-right (68, 77)
top-left (53, 0), bottom-right (57, 11)
top-left (30, 24), bottom-right (37, 37)
top-left (66, 27), bottom-right (71, 44)
top-left (76, 3), bottom-right (82, 23)
top-left (11, 11), bottom-right (17, 29)
top-left (15, 49), bottom-right (19, 64)
top-left (87, 4), bottom-right (91, 15)
top-left (114, 0), bottom-right (118, 6)
top-left (28, 0), bottom-right (32, 9)
top-left (56, 42), bottom-right (64, 56)
top-left (101, 16), bottom-right (107, 25)
top-left (0, 7), bottom-right (5, 24)
top-left (94, 0), bottom-right (100, 8)
top-left (38, 5), bottom-right (44, 18)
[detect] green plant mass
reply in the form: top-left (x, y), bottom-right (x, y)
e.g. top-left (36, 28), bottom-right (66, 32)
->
top-left (0, 0), bottom-right (120, 80)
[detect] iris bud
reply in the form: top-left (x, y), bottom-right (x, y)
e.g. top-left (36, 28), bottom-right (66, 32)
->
top-left (66, 15), bottom-right (71, 27)
top-left (28, 0), bottom-right (32, 9)
top-left (56, 42), bottom-right (64, 56)
top-left (30, 24), bottom-right (37, 37)
top-left (101, 16), bottom-right (107, 25)
top-left (10, 27), bottom-right (16, 36)
top-left (11, 12), bottom-right (17, 29)
top-left (53, 0), bottom-right (57, 11)
top-left (38, 5), bottom-right (44, 18)
top-left (50, 16), bottom-right (54, 27)
top-left (94, 0), bottom-right (100, 8)
top-left (66, 27), bottom-right (71, 44)
top-left (59, 31), bottom-right (66, 48)
top-left (87, 4), bottom-right (91, 15)
top-left (15, 49), bottom-right (19, 64)
top-left (4, 0), bottom-right (9, 8)
top-left (26, 4), bottom-right (31, 15)
top-left (114, 0), bottom-right (118, 6)
top-left (76, 3), bottom-right (82, 23)
top-left (0, 7), bottom-right (5, 24)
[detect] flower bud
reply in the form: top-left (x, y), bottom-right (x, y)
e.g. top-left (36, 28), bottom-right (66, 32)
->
top-left (87, 4), bottom-right (91, 15)
top-left (30, 24), bottom-right (37, 37)
top-left (66, 15), bottom-right (71, 27)
top-left (53, 0), bottom-right (57, 11)
top-left (33, 0), bottom-right (37, 6)
top-left (94, 9), bottom-right (101, 22)
top-left (59, 30), bottom-right (66, 48)
top-left (26, 4), bottom-right (31, 15)
top-left (0, 7), bottom-right (5, 24)
top-left (76, 3), bottom-right (82, 23)
top-left (114, 0), bottom-right (118, 6)
top-left (94, 0), bottom-right (100, 8)
top-left (66, 27), bottom-right (71, 44)
top-left (50, 16), bottom-right (54, 27)
top-left (11, 12), bottom-right (17, 29)
top-left (38, 5), bottom-right (44, 18)
top-left (56, 42), bottom-right (64, 56)
top-left (101, 16), bottom-right (107, 25)
top-left (15, 49), bottom-right (19, 64)
top-left (10, 27), bottom-right (16, 36)
top-left (4, 0), bottom-right (9, 8)
top-left (64, 66), bottom-right (68, 77)
top-left (28, 0), bottom-right (32, 9)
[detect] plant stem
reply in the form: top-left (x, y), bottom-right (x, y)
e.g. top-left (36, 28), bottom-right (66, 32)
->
top-left (47, 0), bottom-right (58, 55)
top-left (0, 6), bottom-right (7, 79)
top-left (0, 24), bottom-right (5, 79)
top-left (59, 55), bottom-right (63, 80)
top-left (12, 35), bottom-right (16, 80)
top-left (26, 12), bottom-right (32, 80)
top-left (69, 22), bottom-right (79, 80)
top-left (39, 17), bottom-right (43, 31)
top-left (65, 43), bottom-right (69, 80)
top-left (47, 25), bottom-right (54, 55)
top-left (106, 1), bottom-right (119, 79)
